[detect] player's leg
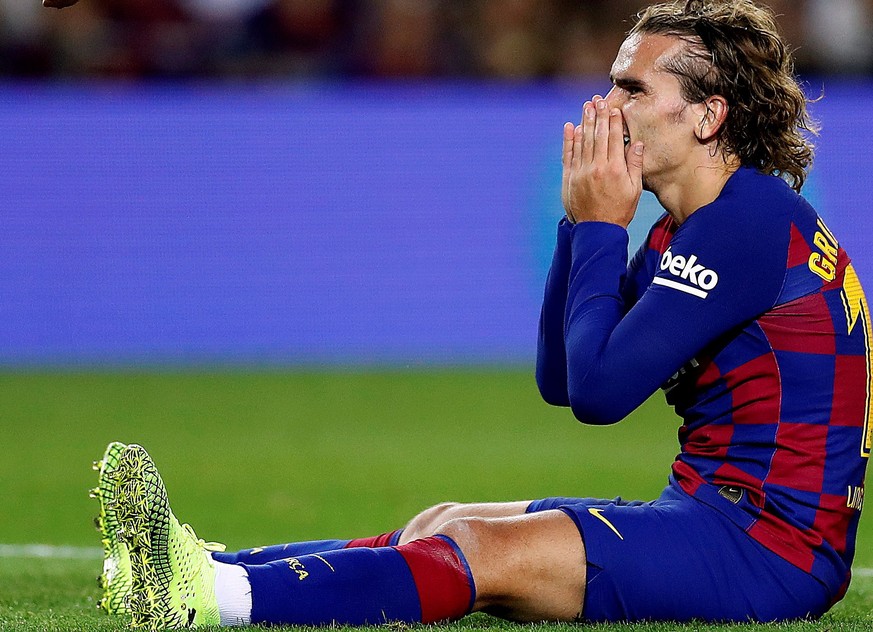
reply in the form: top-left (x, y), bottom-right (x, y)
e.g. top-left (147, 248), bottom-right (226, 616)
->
top-left (110, 444), bottom-right (588, 628)
top-left (243, 508), bottom-right (584, 626)
top-left (225, 502), bottom-right (572, 625)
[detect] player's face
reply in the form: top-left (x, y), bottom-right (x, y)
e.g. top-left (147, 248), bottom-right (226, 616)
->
top-left (603, 33), bottom-right (701, 192)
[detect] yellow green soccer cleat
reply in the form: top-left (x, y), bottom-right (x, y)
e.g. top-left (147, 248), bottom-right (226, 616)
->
top-left (91, 441), bottom-right (133, 615)
top-left (113, 444), bottom-right (226, 630)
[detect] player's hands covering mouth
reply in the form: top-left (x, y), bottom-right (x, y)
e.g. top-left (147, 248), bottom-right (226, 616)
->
top-left (562, 95), bottom-right (644, 228)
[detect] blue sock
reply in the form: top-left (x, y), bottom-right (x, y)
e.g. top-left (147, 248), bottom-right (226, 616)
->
top-left (213, 540), bottom-right (352, 564)
top-left (213, 529), bottom-right (404, 564)
top-left (242, 535), bottom-right (475, 625)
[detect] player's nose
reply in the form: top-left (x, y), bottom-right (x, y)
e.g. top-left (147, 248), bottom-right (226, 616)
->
top-left (604, 86), bottom-right (626, 108)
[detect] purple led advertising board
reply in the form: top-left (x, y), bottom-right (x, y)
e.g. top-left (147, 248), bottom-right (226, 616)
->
top-left (0, 82), bottom-right (869, 366)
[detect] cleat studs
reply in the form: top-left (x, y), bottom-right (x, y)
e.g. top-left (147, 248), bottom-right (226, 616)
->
top-left (88, 487), bottom-right (101, 499)
top-left (92, 459), bottom-right (103, 471)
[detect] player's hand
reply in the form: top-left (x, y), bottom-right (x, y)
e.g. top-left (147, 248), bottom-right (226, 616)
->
top-left (562, 96), bottom-right (644, 228)
top-left (43, 0), bottom-right (80, 8)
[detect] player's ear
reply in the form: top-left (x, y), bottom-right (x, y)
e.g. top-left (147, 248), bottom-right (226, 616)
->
top-left (692, 95), bottom-right (728, 143)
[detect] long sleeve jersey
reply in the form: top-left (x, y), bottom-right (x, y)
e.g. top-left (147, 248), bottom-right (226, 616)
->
top-left (537, 166), bottom-right (871, 595)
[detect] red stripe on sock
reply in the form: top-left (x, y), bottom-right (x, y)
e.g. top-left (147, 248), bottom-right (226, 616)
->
top-left (345, 529), bottom-right (402, 549)
top-left (395, 536), bottom-right (474, 623)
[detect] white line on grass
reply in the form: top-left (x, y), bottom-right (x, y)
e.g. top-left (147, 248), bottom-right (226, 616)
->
top-left (0, 544), bottom-right (102, 559)
top-left (3, 544), bottom-right (873, 577)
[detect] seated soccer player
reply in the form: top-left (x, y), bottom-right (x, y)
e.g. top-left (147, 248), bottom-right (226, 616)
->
top-left (92, 0), bottom-right (870, 627)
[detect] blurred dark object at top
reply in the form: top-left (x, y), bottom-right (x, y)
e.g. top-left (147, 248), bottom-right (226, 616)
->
top-left (7, 0), bottom-right (873, 79)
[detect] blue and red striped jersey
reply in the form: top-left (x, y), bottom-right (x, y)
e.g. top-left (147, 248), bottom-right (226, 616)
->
top-left (537, 166), bottom-right (871, 593)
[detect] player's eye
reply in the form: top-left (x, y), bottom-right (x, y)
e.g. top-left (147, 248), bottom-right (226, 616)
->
top-left (614, 83), bottom-right (642, 99)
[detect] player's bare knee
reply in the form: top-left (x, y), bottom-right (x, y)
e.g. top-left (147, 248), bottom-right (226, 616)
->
top-left (434, 514), bottom-right (481, 536)
top-left (434, 517), bottom-right (510, 603)
top-left (401, 502), bottom-right (463, 542)
top-left (434, 516), bottom-right (489, 562)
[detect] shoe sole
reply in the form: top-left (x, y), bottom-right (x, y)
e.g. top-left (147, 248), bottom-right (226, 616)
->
top-left (113, 444), bottom-right (178, 630)
top-left (92, 441), bottom-right (132, 615)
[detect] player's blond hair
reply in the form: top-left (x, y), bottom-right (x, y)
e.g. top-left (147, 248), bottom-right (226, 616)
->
top-left (631, 0), bottom-right (817, 192)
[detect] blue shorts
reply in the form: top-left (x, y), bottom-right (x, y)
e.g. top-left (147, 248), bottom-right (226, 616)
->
top-left (527, 484), bottom-right (831, 622)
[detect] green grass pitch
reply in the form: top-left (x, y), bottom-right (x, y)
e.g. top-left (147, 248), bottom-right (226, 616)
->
top-left (0, 370), bottom-right (871, 631)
